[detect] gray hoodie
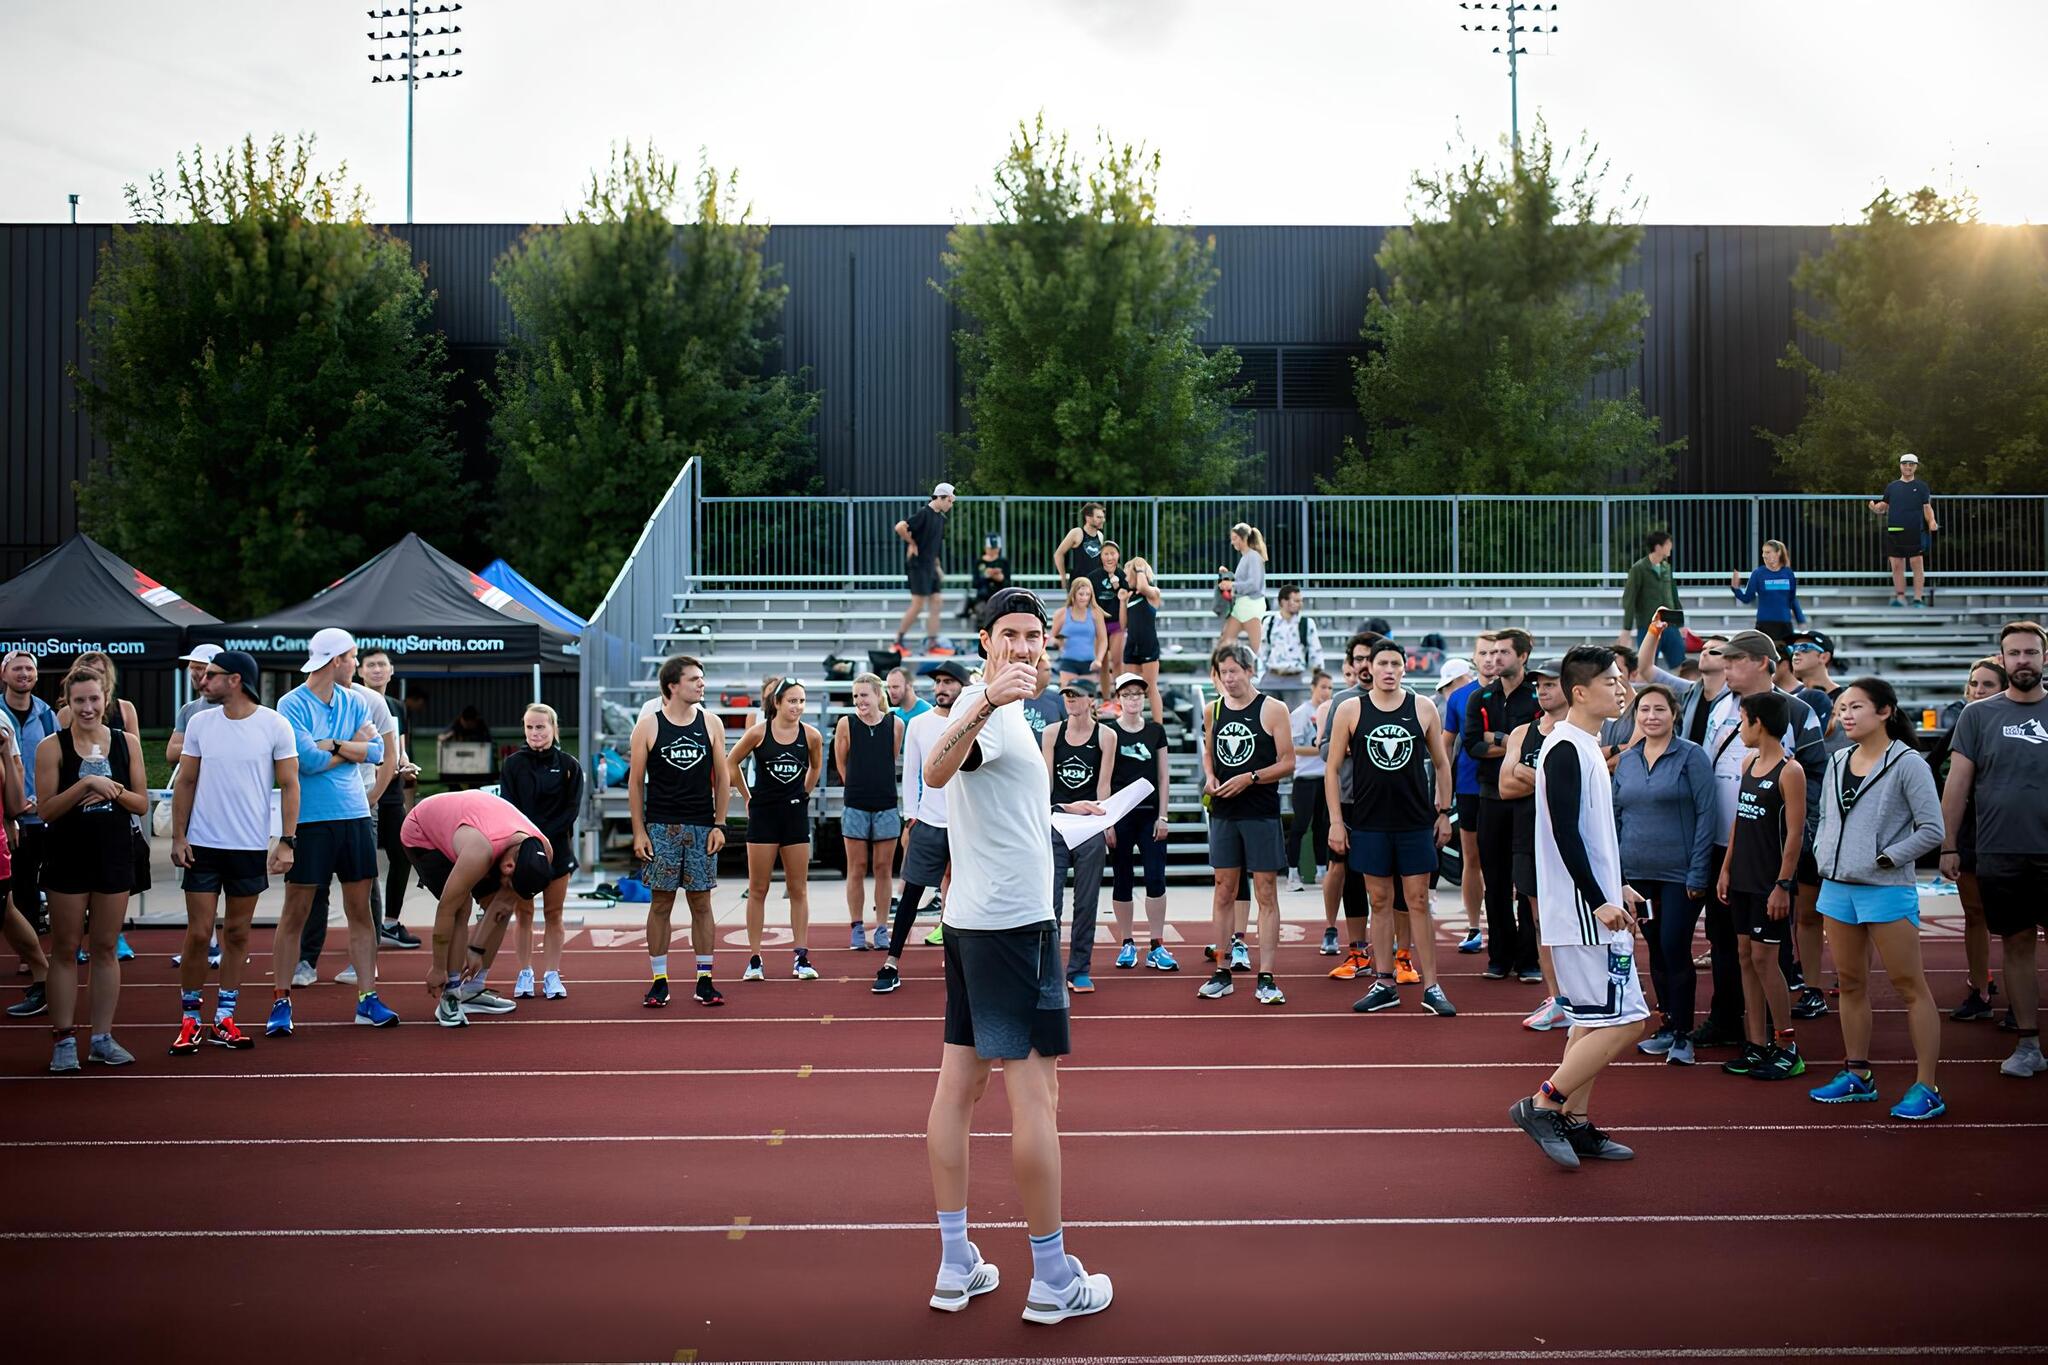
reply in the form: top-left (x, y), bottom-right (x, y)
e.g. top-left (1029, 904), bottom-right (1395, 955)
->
top-left (1812, 739), bottom-right (1944, 887)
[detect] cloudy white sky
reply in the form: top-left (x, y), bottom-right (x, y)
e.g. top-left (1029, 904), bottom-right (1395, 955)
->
top-left (1, 0), bottom-right (2039, 227)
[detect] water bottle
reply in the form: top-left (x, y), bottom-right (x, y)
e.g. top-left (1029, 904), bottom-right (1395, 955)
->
top-left (80, 743), bottom-right (115, 813)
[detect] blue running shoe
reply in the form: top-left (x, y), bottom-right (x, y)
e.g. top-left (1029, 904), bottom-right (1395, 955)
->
top-left (1808, 1068), bottom-right (1878, 1104)
top-left (115, 934), bottom-right (135, 962)
top-left (1145, 944), bottom-right (1179, 972)
top-left (1228, 939), bottom-right (1252, 972)
top-left (265, 996), bottom-right (294, 1037)
top-left (1068, 972), bottom-right (1095, 994)
top-left (849, 923), bottom-right (869, 951)
top-left (1114, 941), bottom-right (1139, 970)
top-left (1889, 1082), bottom-right (1946, 1121)
top-left (353, 993), bottom-right (400, 1028)
top-left (1457, 929), bottom-right (1483, 954)
top-left (871, 924), bottom-right (891, 954)
top-left (1637, 1026), bottom-right (1676, 1056)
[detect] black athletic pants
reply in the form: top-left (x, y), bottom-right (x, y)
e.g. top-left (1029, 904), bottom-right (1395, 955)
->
top-left (1478, 796), bottom-right (1537, 976)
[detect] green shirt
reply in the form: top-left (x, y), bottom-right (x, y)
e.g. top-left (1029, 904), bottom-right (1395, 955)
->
top-left (1621, 556), bottom-right (1680, 633)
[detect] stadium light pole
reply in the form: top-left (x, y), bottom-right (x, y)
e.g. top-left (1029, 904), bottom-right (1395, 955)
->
top-left (366, 3), bottom-right (466, 224)
top-left (1458, 2), bottom-right (1559, 155)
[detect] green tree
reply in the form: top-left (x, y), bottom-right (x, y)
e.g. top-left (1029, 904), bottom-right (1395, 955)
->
top-left (75, 134), bottom-right (464, 617)
top-left (1328, 122), bottom-right (1676, 494)
top-left (490, 143), bottom-right (819, 611)
top-left (1767, 186), bottom-right (2048, 492)
top-left (938, 115), bottom-right (1253, 496)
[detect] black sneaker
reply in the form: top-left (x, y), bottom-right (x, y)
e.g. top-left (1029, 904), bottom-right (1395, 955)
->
top-left (1721, 1042), bottom-right (1769, 1076)
top-left (1353, 981), bottom-right (1401, 1013)
top-left (6, 981), bottom-right (48, 1018)
top-left (1508, 1097), bottom-right (1580, 1170)
top-left (377, 921), bottom-right (422, 950)
top-left (872, 964), bottom-right (901, 994)
top-left (1998, 1008), bottom-right (2019, 1033)
top-left (1952, 988), bottom-right (1993, 1022)
top-left (1791, 987), bottom-right (1829, 1020)
top-left (643, 977), bottom-right (671, 1009)
top-left (1481, 966), bottom-right (1509, 980)
top-left (1749, 1045), bottom-right (1806, 1081)
top-left (1688, 1018), bottom-right (1743, 1049)
top-left (694, 975), bottom-right (724, 1008)
top-left (1563, 1120), bottom-right (1635, 1161)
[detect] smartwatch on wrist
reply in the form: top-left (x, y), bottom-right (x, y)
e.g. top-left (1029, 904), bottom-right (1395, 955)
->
top-left (1774, 877), bottom-right (1797, 893)
top-left (278, 834), bottom-right (297, 849)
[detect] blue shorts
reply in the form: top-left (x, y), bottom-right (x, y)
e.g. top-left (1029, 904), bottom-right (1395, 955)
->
top-left (1347, 826), bottom-right (1437, 879)
top-left (841, 806), bottom-right (901, 843)
top-left (1816, 880), bottom-right (1919, 927)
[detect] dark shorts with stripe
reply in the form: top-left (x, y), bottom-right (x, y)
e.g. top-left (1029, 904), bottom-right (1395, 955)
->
top-left (942, 920), bottom-right (1071, 1062)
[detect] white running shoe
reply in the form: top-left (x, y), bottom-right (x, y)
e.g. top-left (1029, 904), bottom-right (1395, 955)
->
top-left (541, 970), bottom-right (568, 999)
top-left (1522, 997), bottom-right (1567, 1031)
top-left (291, 960), bottom-right (317, 988)
top-left (1021, 1254), bottom-right (1113, 1325)
top-left (2001, 1041), bottom-right (2047, 1078)
top-left (1286, 870), bottom-right (1304, 894)
top-left (513, 967), bottom-right (536, 999)
top-left (928, 1243), bottom-right (1000, 1312)
top-left (334, 963), bottom-right (359, 986)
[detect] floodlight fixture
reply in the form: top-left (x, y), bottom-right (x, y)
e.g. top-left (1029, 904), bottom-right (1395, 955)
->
top-left (364, 1), bottom-right (468, 223)
top-left (1459, 0), bottom-right (1558, 153)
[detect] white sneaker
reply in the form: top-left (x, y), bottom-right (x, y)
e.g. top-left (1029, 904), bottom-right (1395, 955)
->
top-left (291, 960), bottom-right (317, 988)
top-left (2000, 1042), bottom-right (2047, 1078)
top-left (513, 967), bottom-right (536, 999)
top-left (928, 1242), bottom-right (1000, 1311)
top-left (1286, 870), bottom-right (1305, 894)
top-left (541, 970), bottom-right (568, 999)
top-left (1021, 1253), bottom-right (1113, 1325)
top-left (334, 963), bottom-right (359, 986)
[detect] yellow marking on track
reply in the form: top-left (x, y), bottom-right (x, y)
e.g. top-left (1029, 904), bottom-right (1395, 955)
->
top-left (820, 1014), bottom-right (834, 1025)
top-left (768, 1129), bottom-right (785, 1147)
top-left (673, 1352), bottom-right (697, 1363)
top-left (796, 1064), bottom-right (813, 1078)
top-left (727, 1216), bottom-right (751, 1241)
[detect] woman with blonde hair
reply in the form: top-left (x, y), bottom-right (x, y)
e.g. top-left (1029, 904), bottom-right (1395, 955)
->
top-left (500, 702), bottom-right (583, 999)
top-left (1218, 522), bottom-right (1269, 654)
top-left (1050, 576), bottom-right (1108, 687)
top-left (1117, 557), bottom-right (1165, 724)
top-left (1730, 539), bottom-right (1806, 649)
top-left (834, 673), bottom-right (903, 951)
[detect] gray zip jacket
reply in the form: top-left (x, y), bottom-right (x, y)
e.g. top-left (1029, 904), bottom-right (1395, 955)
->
top-left (1812, 739), bottom-right (1944, 886)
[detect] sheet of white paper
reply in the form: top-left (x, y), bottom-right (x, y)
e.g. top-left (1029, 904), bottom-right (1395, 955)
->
top-left (1050, 778), bottom-right (1153, 849)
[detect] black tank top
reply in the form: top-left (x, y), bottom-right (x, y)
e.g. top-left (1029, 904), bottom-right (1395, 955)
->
top-left (841, 712), bottom-right (896, 812)
top-left (1075, 529), bottom-right (1103, 575)
top-left (1112, 720), bottom-right (1167, 811)
top-left (1210, 692), bottom-right (1278, 820)
top-left (1122, 594), bottom-right (1158, 658)
top-left (1344, 690), bottom-right (1431, 831)
top-left (645, 706), bottom-right (714, 825)
top-left (751, 723), bottom-right (811, 809)
top-left (1050, 721), bottom-right (1107, 810)
top-left (1729, 755), bottom-right (1790, 895)
top-left (1511, 720), bottom-right (1546, 855)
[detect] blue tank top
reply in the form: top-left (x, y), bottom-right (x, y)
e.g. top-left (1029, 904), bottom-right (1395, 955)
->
top-left (1058, 607), bottom-right (1098, 661)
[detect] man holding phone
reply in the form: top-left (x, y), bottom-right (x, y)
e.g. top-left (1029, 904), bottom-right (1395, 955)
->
top-left (1621, 531), bottom-right (1685, 671)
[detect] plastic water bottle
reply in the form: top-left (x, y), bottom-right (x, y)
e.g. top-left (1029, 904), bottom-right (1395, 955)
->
top-left (79, 743), bottom-right (115, 813)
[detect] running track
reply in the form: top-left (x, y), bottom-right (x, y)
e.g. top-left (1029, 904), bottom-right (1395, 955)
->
top-left (6, 917), bottom-right (2046, 1364)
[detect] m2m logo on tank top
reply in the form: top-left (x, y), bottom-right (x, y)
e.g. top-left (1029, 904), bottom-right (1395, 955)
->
top-left (766, 753), bottom-right (805, 784)
top-left (660, 734), bottom-right (707, 771)
top-left (1366, 723), bottom-right (1414, 771)
top-left (1056, 754), bottom-right (1094, 790)
top-left (1215, 720), bottom-right (1257, 769)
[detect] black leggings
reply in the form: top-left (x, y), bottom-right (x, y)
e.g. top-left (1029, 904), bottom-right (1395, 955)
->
top-left (378, 801), bottom-right (408, 921)
top-left (1109, 808), bottom-right (1167, 901)
top-left (1286, 777), bottom-right (1330, 871)
top-left (888, 882), bottom-right (930, 961)
top-left (1637, 879), bottom-right (1701, 1033)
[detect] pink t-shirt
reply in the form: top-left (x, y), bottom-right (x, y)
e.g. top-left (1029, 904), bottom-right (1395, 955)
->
top-left (401, 791), bottom-right (549, 862)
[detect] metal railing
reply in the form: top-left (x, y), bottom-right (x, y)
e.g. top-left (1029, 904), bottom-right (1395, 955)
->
top-left (692, 492), bottom-right (2048, 589)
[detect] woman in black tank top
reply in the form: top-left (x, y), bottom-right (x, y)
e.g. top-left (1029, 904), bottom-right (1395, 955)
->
top-left (729, 681), bottom-right (825, 981)
top-left (1116, 557), bottom-right (1166, 725)
top-left (1714, 696), bottom-right (1807, 1073)
top-left (833, 676), bottom-right (904, 950)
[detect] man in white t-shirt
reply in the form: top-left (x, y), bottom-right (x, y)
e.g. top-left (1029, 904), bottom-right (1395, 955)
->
top-left (169, 650), bottom-right (301, 1055)
top-left (298, 649), bottom-right (402, 985)
top-left (1511, 645), bottom-right (1648, 1171)
top-left (874, 659), bottom-right (970, 993)
top-left (917, 588), bottom-right (1112, 1326)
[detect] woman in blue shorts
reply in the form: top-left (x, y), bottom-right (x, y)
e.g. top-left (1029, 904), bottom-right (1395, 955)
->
top-left (1807, 676), bottom-right (1946, 1119)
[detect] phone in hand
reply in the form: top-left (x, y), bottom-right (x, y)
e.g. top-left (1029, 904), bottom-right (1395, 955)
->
top-left (1655, 607), bottom-right (1685, 626)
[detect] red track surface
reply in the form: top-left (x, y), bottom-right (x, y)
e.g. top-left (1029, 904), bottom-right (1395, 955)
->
top-left (7, 923), bottom-right (2047, 1364)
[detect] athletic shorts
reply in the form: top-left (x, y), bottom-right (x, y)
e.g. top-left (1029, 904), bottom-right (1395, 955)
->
top-left (1553, 940), bottom-right (1651, 1029)
top-left (1816, 880), bottom-right (1920, 928)
top-left (1229, 595), bottom-right (1267, 624)
top-left (841, 806), bottom-right (901, 843)
top-left (908, 561), bottom-right (942, 597)
top-left (1454, 792), bottom-right (1483, 834)
top-left (1208, 815), bottom-right (1286, 873)
top-left (1729, 889), bottom-right (1791, 943)
top-left (942, 920), bottom-right (1071, 1061)
top-left (1513, 849), bottom-right (1539, 902)
top-left (1796, 841), bottom-right (1820, 889)
top-left (1056, 656), bottom-right (1096, 677)
top-left (746, 798), bottom-right (810, 848)
top-left (1884, 528), bottom-right (1924, 560)
top-left (404, 843), bottom-right (501, 905)
top-left (286, 817), bottom-right (378, 887)
top-left (1969, 853), bottom-right (2048, 938)
top-left (902, 820), bottom-right (950, 886)
top-left (1348, 826), bottom-right (1437, 879)
top-left (642, 822), bottom-right (717, 893)
top-left (181, 846), bottom-right (269, 898)
top-left (545, 835), bottom-right (578, 880)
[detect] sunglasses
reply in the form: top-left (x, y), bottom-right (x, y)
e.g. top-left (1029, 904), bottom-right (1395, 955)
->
top-left (1788, 643), bottom-right (1823, 654)
top-left (1701, 648), bottom-right (1725, 657)
top-left (202, 668), bottom-right (229, 680)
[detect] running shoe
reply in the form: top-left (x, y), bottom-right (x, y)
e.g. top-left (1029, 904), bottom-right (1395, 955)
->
top-left (1808, 1068), bottom-right (1878, 1103)
top-left (926, 641), bottom-right (958, 657)
top-left (1328, 946), bottom-right (1372, 980)
top-left (2000, 1008), bottom-right (2020, 1032)
top-left (1687, 1018), bottom-right (1743, 1049)
top-left (265, 996), bottom-right (294, 1036)
top-left (2000, 1041), bottom-right (2047, 1078)
top-left (435, 994), bottom-right (469, 1028)
top-left (1666, 1034), bottom-right (1696, 1067)
top-left (1721, 1042), bottom-right (1768, 1076)
top-left (335, 963), bottom-right (359, 986)
top-left (694, 975), bottom-right (725, 1007)
top-left (1522, 997), bottom-right (1567, 1031)
top-left (1517, 969), bottom-right (1546, 985)
top-left (743, 955), bottom-right (766, 982)
top-left (793, 955), bottom-right (820, 981)
top-left (1637, 1026), bottom-right (1676, 1056)
top-left (850, 924), bottom-right (870, 951)
top-left (207, 1017), bottom-right (254, 1049)
top-left (1020, 1255), bottom-right (1114, 1326)
top-left (170, 1016), bottom-right (205, 1055)
top-left (1420, 983), bottom-right (1457, 1017)
top-left (1254, 972), bottom-right (1286, 1006)
top-left (49, 1037), bottom-right (79, 1073)
top-left (929, 1242), bottom-right (999, 1312)
top-left (354, 993), bottom-right (401, 1027)
top-left (1353, 981), bottom-right (1400, 1013)
top-left (514, 968), bottom-right (537, 998)
top-left (1481, 965), bottom-right (1508, 980)
top-left (1563, 1120), bottom-right (1635, 1161)
top-left (1791, 987), bottom-right (1829, 1020)
top-left (172, 938), bottom-right (222, 970)
top-left (6, 982), bottom-right (47, 1018)
top-left (542, 971), bottom-right (569, 999)
top-left (1197, 969), bottom-right (1234, 999)
top-left (1286, 870), bottom-right (1304, 894)
top-left (1889, 595), bottom-right (1906, 608)
top-left (872, 964), bottom-right (901, 994)
top-left (1457, 928), bottom-right (1484, 954)
top-left (1394, 949), bottom-right (1421, 985)
top-left (872, 925), bottom-right (892, 954)
top-left (1319, 927), bottom-right (1341, 956)
top-left (1749, 1045), bottom-right (1806, 1081)
top-left (378, 921), bottom-right (422, 949)
top-left (87, 1036), bottom-right (135, 1066)
top-left (1145, 944), bottom-right (1179, 972)
top-left (1069, 973), bottom-right (1095, 994)
top-left (1889, 1082), bottom-right (1946, 1121)
top-left (456, 984), bottom-right (515, 1015)
top-left (75, 947), bottom-right (87, 964)
top-left (643, 977), bottom-right (671, 1009)
top-left (924, 924), bottom-right (945, 946)
top-left (291, 960), bottom-right (317, 988)
top-left (1508, 1097), bottom-right (1580, 1171)
top-left (115, 934), bottom-right (134, 962)
top-left (1114, 941), bottom-right (1139, 969)
top-left (1228, 939), bottom-right (1252, 972)
top-left (1951, 988), bottom-right (1993, 1022)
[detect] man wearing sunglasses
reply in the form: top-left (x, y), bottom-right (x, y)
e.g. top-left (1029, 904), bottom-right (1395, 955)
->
top-left (1787, 630), bottom-right (1845, 745)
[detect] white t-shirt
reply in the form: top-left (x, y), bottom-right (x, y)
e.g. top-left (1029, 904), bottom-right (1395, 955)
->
top-left (939, 686), bottom-right (1053, 931)
top-left (1534, 719), bottom-right (1627, 948)
top-left (184, 706), bottom-right (298, 851)
top-left (351, 685), bottom-right (399, 796)
top-left (900, 708), bottom-right (952, 827)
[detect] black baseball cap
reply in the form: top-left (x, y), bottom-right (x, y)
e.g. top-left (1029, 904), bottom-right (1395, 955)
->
top-left (1527, 657), bottom-right (1565, 679)
top-left (510, 837), bottom-right (554, 899)
top-left (213, 649), bottom-right (263, 703)
top-left (1789, 628), bottom-right (1835, 656)
top-left (1059, 678), bottom-right (1098, 698)
top-left (928, 659), bottom-right (973, 684)
top-left (978, 587), bottom-right (1049, 632)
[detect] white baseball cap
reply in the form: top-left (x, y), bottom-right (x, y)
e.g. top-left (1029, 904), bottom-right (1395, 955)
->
top-left (1436, 656), bottom-right (1475, 691)
top-left (933, 482), bottom-right (956, 498)
top-left (1898, 452), bottom-right (1920, 465)
top-left (1112, 672), bottom-right (1149, 694)
top-left (301, 627), bottom-right (358, 674)
top-left (177, 643), bottom-right (223, 665)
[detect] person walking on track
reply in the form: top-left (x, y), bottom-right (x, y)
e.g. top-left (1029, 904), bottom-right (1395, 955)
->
top-left (628, 654), bottom-right (731, 1009)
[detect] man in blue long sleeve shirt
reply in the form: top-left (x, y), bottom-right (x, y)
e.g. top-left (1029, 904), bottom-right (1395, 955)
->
top-left (268, 628), bottom-right (398, 1033)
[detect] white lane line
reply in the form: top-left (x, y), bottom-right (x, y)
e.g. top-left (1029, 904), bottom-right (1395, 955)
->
top-left (563, 1349), bottom-right (2047, 1364)
top-left (6, 1121), bottom-right (2042, 1149)
top-left (6, 1210), bottom-right (2044, 1242)
top-left (7, 1007), bottom-right (1929, 1027)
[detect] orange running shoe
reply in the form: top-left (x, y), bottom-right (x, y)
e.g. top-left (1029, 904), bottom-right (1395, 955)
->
top-left (1395, 949), bottom-right (1421, 985)
top-left (1328, 946), bottom-right (1372, 980)
top-left (169, 1016), bottom-right (204, 1056)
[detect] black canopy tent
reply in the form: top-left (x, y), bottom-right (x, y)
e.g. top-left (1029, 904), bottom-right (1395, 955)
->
top-left (0, 534), bottom-right (221, 671)
top-left (218, 534), bottom-right (578, 696)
